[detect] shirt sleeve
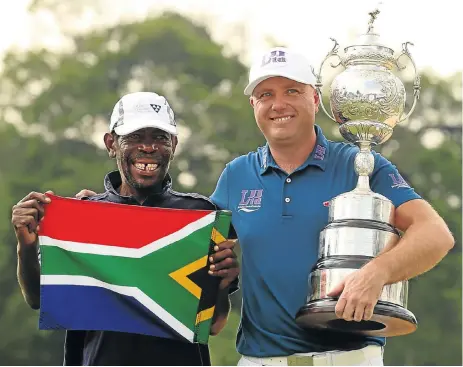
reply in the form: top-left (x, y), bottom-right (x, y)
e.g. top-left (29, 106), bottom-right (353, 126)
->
top-left (210, 165), bottom-right (230, 211)
top-left (370, 150), bottom-right (422, 208)
top-left (210, 164), bottom-right (237, 239)
top-left (210, 165), bottom-right (239, 294)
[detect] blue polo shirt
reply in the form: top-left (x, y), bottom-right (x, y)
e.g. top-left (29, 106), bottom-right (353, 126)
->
top-left (210, 125), bottom-right (421, 357)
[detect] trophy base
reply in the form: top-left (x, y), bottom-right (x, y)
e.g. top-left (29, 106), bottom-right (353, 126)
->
top-left (295, 299), bottom-right (417, 337)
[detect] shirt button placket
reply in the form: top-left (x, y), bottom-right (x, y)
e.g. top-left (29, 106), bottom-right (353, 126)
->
top-left (283, 175), bottom-right (292, 216)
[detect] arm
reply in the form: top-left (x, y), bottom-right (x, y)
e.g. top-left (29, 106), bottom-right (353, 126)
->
top-left (210, 288), bottom-right (231, 335)
top-left (17, 242), bottom-right (41, 309)
top-left (328, 153), bottom-right (453, 322)
top-left (208, 165), bottom-right (239, 334)
top-left (366, 153), bottom-right (454, 282)
top-left (364, 198), bottom-right (454, 284)
top-left (12, 191), bottom-right (53, 309)
top-left (208, 239), bottom-right (239, 335)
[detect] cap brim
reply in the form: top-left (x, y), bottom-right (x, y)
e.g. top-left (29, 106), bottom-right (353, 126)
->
top-left (244, 72), bottom-right (315, 96)
top-left (113, 119), bottom-right (178, 136)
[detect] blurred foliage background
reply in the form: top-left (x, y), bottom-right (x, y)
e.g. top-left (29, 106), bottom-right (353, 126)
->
top-left (0, 1), bottom-right (461, 365)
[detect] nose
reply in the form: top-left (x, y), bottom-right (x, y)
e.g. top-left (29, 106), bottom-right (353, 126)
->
top-left (271, 95), bottom-right (287, 113)
top-left (138, 141), bottom-right (157, 153)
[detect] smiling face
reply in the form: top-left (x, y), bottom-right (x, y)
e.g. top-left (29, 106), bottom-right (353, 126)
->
top-left (104, 127), bottom-right (177, 197)
top-left (250, 76), bottom-right (320, 146)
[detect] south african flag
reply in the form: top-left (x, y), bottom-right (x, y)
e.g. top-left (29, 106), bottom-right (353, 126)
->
top-left (37, 195), bottom-right (231, 344)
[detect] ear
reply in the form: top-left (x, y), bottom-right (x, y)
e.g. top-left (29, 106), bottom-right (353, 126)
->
top-left (171, 136), bottom-right (178, 160)
top-left (104, 132), bottom-right (117, 158)
top-left (312, 87), bottom-right (320, 113)
top-left (249, 96), bottom-right (255, 108)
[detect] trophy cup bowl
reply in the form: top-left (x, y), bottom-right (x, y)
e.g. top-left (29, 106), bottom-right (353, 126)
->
top-left (295, 8), bottom-right (421, 337)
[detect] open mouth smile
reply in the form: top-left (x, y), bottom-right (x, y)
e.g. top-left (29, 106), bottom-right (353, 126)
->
top-left (132, 160), bottom-right (161, 176)
top-left (134, 163), bottom-right (159, 171)
top-left (271, 116), bottom-right (294, 122)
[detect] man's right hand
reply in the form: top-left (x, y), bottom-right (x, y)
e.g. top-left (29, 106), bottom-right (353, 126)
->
top-left (12, 191), bottom-right (53, 246)
top-left (75, 189), bottom-right (97, 200)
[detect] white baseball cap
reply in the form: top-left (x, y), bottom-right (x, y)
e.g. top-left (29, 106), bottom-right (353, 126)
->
top-left (109, 92), bottom-right (178, 136)
top-left (244, 47), bottom-right (317, 96)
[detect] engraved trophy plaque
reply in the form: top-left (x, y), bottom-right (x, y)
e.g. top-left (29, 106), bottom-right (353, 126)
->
top-left (295, 8), bottom-right (421, 337)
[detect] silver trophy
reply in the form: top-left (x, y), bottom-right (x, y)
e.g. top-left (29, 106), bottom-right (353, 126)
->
top-left (295, 8), bottom-right (421, 337)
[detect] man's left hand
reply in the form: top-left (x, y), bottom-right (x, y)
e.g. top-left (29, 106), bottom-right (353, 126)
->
top-left (208, 240), bottom-right (239, 290)
top-left (327, 265), bottom-right (387, 322)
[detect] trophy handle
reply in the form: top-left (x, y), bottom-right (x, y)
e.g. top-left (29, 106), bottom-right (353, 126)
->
top-left (314, 38), bottom-right (346, 122)
top-left (395, 42), bottom-right (421, 123)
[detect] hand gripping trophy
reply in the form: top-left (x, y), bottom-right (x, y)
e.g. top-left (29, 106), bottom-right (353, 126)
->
top-left (295, 7), bottom-right (421, 337)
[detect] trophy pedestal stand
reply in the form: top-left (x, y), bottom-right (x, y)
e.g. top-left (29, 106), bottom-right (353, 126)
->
top-left (296, 299), bottom-right (417, 337)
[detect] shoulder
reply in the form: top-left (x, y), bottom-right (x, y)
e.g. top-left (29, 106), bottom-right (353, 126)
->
top-left (168, 190), bottom-right (217, 210)
top-left (226, 147), bottom-right (263, 172)
top-left (80, 192), bottom-right (110, 202)
top-left (326, 139), bottom-right (393, 165)
top-left (326, 139), bottom-right (359, 159)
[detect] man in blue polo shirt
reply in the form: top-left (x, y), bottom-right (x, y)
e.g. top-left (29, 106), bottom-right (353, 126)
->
top-left (210, 47), bottom-right (454, 365)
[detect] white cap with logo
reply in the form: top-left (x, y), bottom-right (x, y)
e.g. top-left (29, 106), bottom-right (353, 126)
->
top-left (109, 92), bottom-right (178, 136)
top-left (244, 47), bottom-right (317, 96)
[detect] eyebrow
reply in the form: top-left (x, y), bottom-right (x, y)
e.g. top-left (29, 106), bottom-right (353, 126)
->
top-left (255, 83), bottom-right (303, 94)
top-left (282, 83), bottom-right (303, 89)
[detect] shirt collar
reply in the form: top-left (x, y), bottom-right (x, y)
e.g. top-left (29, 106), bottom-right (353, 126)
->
top-left (259, 125), bottom-right (329, 174)
top-left (104, 170), bottom-right (172, 199)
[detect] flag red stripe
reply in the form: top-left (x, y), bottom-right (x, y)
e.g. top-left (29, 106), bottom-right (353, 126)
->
top-left (39, 195), bottom-right (213, 248)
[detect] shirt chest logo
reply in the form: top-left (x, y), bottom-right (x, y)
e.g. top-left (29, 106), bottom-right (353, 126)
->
top-left (238, 189), bottom-right (263, 212)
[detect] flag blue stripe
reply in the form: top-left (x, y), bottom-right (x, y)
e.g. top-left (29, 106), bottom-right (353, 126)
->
top-left (39, 284), bottom-right (186, 341)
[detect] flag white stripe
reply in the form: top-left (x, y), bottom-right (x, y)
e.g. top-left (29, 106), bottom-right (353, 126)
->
top-left (41, 274), bottom-right (194, 342)
top-left (39, 212), bottom-right (216, 258)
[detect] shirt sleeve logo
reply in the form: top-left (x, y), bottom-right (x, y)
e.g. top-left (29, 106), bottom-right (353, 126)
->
top-left (389, 173), bottom-right (410, 189)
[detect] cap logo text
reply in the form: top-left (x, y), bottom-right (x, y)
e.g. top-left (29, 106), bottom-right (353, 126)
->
top-left (165, 101), bottom-right (176, 126)
top-left (113, 100), bottom-right (124, 128)
top-left (261, 50), bottom-right (286, 67)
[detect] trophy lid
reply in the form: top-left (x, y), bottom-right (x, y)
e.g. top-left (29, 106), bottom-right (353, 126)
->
top-left (343, 7), bottom-right (396, 67)
top-left (352, 32), bottom-right (386, 48)
top-left (347, 8), bottom-right (388, 47)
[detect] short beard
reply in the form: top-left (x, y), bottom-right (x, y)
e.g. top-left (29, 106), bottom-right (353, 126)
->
top-left (118, 155), bottom-right (169, 194)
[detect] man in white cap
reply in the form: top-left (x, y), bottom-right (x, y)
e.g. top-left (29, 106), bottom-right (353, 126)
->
top-left (12, 92), bottom-right (240, 366)
top-left (211, 46), bottom-right (453, 365)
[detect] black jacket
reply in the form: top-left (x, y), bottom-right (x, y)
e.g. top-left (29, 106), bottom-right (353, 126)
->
top-left (64, 171), bottom-right (219, 366)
